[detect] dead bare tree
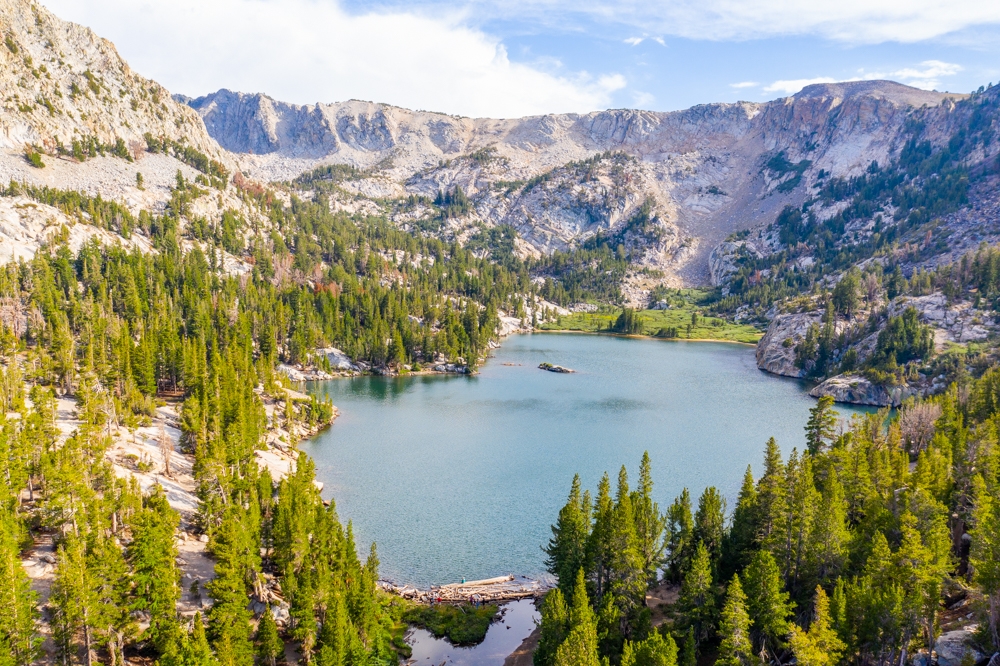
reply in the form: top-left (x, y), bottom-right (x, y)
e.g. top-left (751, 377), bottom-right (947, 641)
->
top-left (864, 272), bottom-right (881, 308)
top-left (159, 423), bottom-right (173, 478)
top-left (899, 402), bottom-right (943, 455)
top-left (128, 139), bottom-right (146, 161)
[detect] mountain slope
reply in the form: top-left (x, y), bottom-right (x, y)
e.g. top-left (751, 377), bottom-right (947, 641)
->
top-left (186, 82), bottom-right (966, 287)
top-left (0, 0), bottom-right (223, 158)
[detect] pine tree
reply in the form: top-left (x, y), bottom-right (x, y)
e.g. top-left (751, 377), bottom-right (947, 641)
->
top-left (188, 613), bottom-right (219, 666)
top-left (554, 570), bottom-right (600, 666)
top-left (128, 486), bottom-right (181, 649)
top-left (535, 588), bottom-right (570, 666)
top-left (609, 467), bottom-right (646, 631)
top-left (0, 511), bottom-right (39, 666)
top-left (589, 473), bottom-right (615, 601)
top-left (717, 575), bottom-right (753, 666)
top-left (773, 451), bottom-right (818, 591)
top-left (546, 475), bottom-right (592, 599)
top-left (805, 397), bottom-right (838, 456)
top-left (677, 542), bottom-right (715, 644)
top-left (722, 467), bottom-right (759, 579)
top-left (633, 452), bottom-right (666, 588)
top-left (52, 534), bottom-right (98, 666)
top-left (665, 489), bottom-right (694, 583)
top-left (622, 630), bottom-right (677, 666)
top-left (742, 550), bottom-right (793, 661)
top-left (789, 587), bottom-right (845, 666)
top-left (693, 487), bottom-right (726, 564)
top-left (971, 478), bottom-right (1000, 650)
top-left (755, 439), bottom-right (785, 545)
top-left (807, 467), bottom-right (849, 585)
top-left (255, 609), bottom-right (283, 666)
top-left (679, 628), bottom-right (697, 666)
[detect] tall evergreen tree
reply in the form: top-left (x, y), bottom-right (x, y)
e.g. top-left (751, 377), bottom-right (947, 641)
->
top-left (665, 489), bottom-right (694, 583)
top-left (128, 487), bottom-right (181, 649)
top-left (971, 478), bottom-right (1000, 650)
top-left (535, 589), bottom-right (570, 666)
top-left (633, 452), bottom-right (666, 588)
top-left (0, 511), bottom-right (39, 666)
top-left (717, 575), bottom-right (754, 666)
top-left (742, 550), bottom-right (793, 662)
top-left (546, 475), bottom-right (592, 599)
top-left (588, 473), bottom-right (615, 602)
top-left (805, 397), bottom-right (838, 456)
top-left (693, 487), bottom-right (726, 565)
top-left (755, 439), bottom-right (785, 546)
top-left (677, 542), bottom-right (715, 644)
top-left (722, 467), bottom-right (759, 579)
top-left (255, 609), bottom-right (283, 666)
top-left (554, 571), bottom-right (600, 666)
top-left (609, 467), bottom-right (646, 635)
top-left (807, 468), bottom-right (849, 585)
top-left (789, 587), bottom-right (845, 666)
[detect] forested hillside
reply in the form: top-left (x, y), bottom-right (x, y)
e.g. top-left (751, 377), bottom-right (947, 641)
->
top-left (540, 388), bottom-right (1000, 666)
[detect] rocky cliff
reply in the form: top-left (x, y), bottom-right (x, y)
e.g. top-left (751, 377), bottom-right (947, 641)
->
top-left (0, 0), bottom-right (225, 160)
top-left (183, 82), bottom-right (964, 288)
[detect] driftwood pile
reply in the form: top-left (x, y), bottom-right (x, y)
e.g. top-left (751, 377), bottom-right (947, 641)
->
top-left (378, 575), bottom-right (546, 603)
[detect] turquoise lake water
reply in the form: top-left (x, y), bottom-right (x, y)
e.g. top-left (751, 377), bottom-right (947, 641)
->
top-left (303, 333), bottom-right (860, 588)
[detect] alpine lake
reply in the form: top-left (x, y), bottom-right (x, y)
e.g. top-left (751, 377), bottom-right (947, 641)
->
top-left (301, 333), bottom-right (867, 664)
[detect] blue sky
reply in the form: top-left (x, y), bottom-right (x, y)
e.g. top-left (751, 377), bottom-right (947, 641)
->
top-left (44, 0), bottom-right (1000, 117)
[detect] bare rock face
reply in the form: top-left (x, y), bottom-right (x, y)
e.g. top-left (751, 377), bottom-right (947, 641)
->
top-left (890, 293), bottom-right (997, 345)
top-left (183, 81), bottom-right (963, 285)
top-left (755, 313), bottom-right (821, 378)
top-left (808, 374), bottom-right (919, 407)
top-left (0, 0), bottom-right (225, 162)
top-left (709, 240), bottom-right (762, 286)
top-left (935, 627), bottom-right (987, 666)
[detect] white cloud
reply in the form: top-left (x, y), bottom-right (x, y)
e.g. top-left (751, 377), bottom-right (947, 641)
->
top-left (624, 37), bottom-right (644, 45)
top-left (763, 77), bottom-right (837, 94)
top-left (40, 0), bottom-right (626, 118)
top-left (729, 81), bottom-right (759, 89)
top-left (632, 91), bottom-right (656, 107)
top-left (480, 0), bottom-right (1000, 44)
top-left (860, 60), bottom-right (963, 89)
top-left (760, 59), bottom-right (964, 97)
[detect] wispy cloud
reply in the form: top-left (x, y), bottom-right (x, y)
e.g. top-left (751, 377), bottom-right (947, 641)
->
top-left (763, 77), bottom-right (837, 94)
top-left (435, 0), bottom-right (1000, 45)
top-left (632, 91), bottom-right (656, 107)
top-left (761, 59), bottom-right (965, 97)
top-left (860, 60), bottom-right (963, 89)
top-left (624, 37), bottom-right (644, 45)
top-left (42, 0), bottom-right (627, 118)
top-left (729, 81), bottom-right (759, 89)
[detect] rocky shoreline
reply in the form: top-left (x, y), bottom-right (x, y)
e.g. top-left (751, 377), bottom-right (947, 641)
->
top-left (752, 290), bottom-right (993, 406)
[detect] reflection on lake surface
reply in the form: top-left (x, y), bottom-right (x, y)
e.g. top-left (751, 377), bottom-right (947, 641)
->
top-left (303, 333), bottom-right (863, 587)
top-left (404, 600), bottom-right (539, 666)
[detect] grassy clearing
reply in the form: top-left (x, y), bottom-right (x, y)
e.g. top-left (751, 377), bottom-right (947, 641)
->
top-left (392, 599), bottom-right (501, 646)
top-left (539, 290), bottom-right (763, 344)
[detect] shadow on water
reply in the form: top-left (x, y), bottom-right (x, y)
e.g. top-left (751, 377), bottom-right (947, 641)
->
top-left (405, 600), bottom-right (539, 666)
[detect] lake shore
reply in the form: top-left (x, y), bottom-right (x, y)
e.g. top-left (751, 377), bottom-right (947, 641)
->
top-left (534, 328), bottom-right (759, 346)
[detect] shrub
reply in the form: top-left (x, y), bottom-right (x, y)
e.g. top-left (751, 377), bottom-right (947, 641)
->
top-left (24, 147), bottom-right (44, 169)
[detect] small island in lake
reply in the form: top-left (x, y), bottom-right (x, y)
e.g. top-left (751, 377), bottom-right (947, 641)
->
top-left (539, 362), bottom-right (575, 373)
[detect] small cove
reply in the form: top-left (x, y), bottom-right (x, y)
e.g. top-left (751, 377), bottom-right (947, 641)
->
top-left (302, 333), bottom-right (864, 588)
top-left (404, 599), bottom-right (539, 666)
